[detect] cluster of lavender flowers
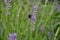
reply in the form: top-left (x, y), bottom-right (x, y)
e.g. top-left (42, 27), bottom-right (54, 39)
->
top-left (8, 32), bottom-right (17, 40)
top-left (5, 0), bottom-right (12, 15)
top-left (29, 3), bottom-right (38, 31)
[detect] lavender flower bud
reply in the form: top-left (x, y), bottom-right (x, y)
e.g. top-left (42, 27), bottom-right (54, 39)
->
top-left (33, 4), bottom-right (38, 10)
top-left (8, 33), bottom-right (17, 40)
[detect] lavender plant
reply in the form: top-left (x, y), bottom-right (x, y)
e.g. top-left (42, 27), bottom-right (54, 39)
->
top-left (0, 0), bottom-right (60, 40)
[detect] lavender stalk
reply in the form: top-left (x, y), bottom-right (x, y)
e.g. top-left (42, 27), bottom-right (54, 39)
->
top-left (29, 2), bottom-right (38, 31)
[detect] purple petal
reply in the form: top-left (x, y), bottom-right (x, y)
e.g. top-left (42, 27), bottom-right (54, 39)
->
top-left (31, 15), bottom-right (36, 21)
top-left (33, 4), bottom-right (38, 10)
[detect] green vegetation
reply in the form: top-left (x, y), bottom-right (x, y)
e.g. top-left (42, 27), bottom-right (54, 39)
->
top-left (0, 0), bottom-right (60, 40)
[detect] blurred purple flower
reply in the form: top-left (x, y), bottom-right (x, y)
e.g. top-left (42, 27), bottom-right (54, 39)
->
top-left (33, 4), bottom-right (38, 10)
top-left (5, 0), bottom-right (12, 9)
top-left (29, 3), bottom-right (38, 31)
top-left (29, 14), bottom-right (36, 31)
top-left (47, 32), bottom-right (51, 40)
top-left (5, 0), bottom-right (11, 3)
top-left (48, 32), bottom-right (51, 36)
top-left (29, 12), bottom-right (36, 31)
top-left (55, 3), bottom-right (60, 12)
top-left (8, 33), bottom-right (17, 40)
top-left (31, 14), bottom-right (36, 21)
top-left (40, 24), bottom-right (44, 32)
top-left (33, 4), bottom-right (38, 14)
top-left (30, 4), bottom-right (38, 21)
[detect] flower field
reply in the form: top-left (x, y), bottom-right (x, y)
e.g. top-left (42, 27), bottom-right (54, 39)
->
top-left (0, 0), bottom-right (60, 40)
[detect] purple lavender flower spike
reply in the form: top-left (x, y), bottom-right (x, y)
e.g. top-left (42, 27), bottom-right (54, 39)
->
top-left (8, 33), bottom-right (17, 40)
top-left (47, 32), bottom-right (51, 40)
top-left (5, 0), bottom-right (11, 3)
top-left (55, 3), bottom-right (60, 12)
top-left (5, 0), bottom-right (11, 15)
top-left (29, 2), bottom-right (38, 31)
top-left (33, 4), bottom-right (38, 14)
top-left (29, 14), bottom-right (36, 31)
top-left (33, 4), bottom-right (38, 10)
top-left (31, 4), bottom-right (38, 21)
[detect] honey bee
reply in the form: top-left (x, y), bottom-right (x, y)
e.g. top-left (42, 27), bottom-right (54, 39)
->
top-left (28, 14), bottom-right (32, 19)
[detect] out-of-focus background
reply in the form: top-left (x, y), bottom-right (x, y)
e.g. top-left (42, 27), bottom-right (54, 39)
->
top-left (0, 0), bottom-right (60, 40)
